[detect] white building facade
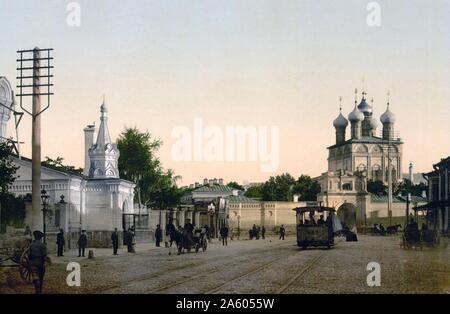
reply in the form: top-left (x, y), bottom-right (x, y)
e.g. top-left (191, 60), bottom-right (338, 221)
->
top-left (1, 84), bottom-right (136, 247)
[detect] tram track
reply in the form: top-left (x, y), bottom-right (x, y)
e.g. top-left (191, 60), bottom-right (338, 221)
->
top-left (151, 245), bottom-right (327, 294)
top-left (147, 241), bottom-right (294, 294)
top-left (200, 255), bottom-right (287, 294)
top-left (94, 239), bottom-right (294, 294)
top-left (275, 251), bottom-right (324, 293)
top-left (203, 240), bottom-right (343, 294)
top-left (275, 238), bottom-right (344, 294)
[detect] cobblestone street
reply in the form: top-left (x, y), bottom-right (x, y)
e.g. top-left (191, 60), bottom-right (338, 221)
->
top-left (1, 235), bottom-right (449, 294)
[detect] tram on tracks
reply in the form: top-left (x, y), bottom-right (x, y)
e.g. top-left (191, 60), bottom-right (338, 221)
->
top-left (293, 204), bottom-right (342, 250)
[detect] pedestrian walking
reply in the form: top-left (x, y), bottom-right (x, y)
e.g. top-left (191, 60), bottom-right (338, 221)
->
top-left (166, 220), bottom-right (176, 247)
top-left (111, 228), bottom-right (119, 255)
top-left (220, 225), bottom-right (229, 246)
top-left (204, 224), bottom-right (211, 243)
top-left (155, 224), bottom-right (162, 247)
top-left (29, 231), bottom-right (47, 294)
top-left (77, 230), bottom-right (87, 257)
top-left (56, 229), bottom-right (65, 257)
top-left (261, 226), bottom-right (266, 239)
top-left (279, 225), bottom-right (286, 240)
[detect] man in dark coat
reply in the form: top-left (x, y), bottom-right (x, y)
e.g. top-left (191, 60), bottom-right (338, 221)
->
top-left (261, 226), bottom-right (266, 239)
top-left (204, 224), bottom-right (211, 242)
top-left (279, 225), bottom-right (286, 240)
top-left (77, 230), bottom-right (87, 257)
top-left (155, 224), bottom-right (163, 247)
top-left (220, 225), bottom-right (229, 246)
top-left (56, 229), bottom-right (65, 257)
top-left (29, 231), bottom-right (47, 294)
top-left (251, 224), bottom-right (257, 240)
top-left (125, 228), bottom-right (135, 253)
top-left (184, 219), bottom-right (194, 234)
top-left (111, 228), bottom-right (119, 255)
top-left (166, 221), bottom-right (176, 247)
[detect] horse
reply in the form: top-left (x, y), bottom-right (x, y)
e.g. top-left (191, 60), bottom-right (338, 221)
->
top-left (386, 224), bottom-right (402, 235)
top-left (170, 228), bottom-right (194, 254)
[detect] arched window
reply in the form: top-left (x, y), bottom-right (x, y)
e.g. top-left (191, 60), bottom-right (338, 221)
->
top-left (372, 164), bottom-right (382, 181)
top-left (342, 183), bottom-right (353, 191)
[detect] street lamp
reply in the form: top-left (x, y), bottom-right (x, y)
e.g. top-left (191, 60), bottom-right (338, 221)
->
top-left (40, 189), bottom-right (50, 244)
top-left (406, 192), bottom-right (411, 225)
top-left (207, 203), bottom-right (215, 238)
top-left (237, 215), bottom-right (241, 240)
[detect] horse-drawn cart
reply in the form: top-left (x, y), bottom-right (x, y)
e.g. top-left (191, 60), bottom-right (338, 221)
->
top-left (173, 227), bottom-right (208, 254)
top-left (0, 240), bottom-right (33, 283)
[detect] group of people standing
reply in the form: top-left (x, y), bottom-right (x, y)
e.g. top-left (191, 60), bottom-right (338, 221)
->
top-left (55, 229), bottom-right (88, 258)
top-left (54, 227), bottom-right (135, 258)
top-left (249, 224), bottom-right (267, 240)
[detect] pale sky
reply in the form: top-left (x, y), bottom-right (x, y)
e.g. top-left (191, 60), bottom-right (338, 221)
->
top-left (1, 0), bottom-right (449, 185)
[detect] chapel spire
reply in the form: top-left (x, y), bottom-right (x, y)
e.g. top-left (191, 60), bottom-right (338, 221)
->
top-left (88, 99), bottom-right (120, 179)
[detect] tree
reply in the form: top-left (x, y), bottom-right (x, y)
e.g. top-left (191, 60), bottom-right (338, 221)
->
top-left (367, 180), bottom-right (387, 196)
top-left (394, 179), bottom-right (427, 197)
top-left (292, 175), bottom-right (321, 201)
top-left (227, 181), bottom-right (243, 190)
top-left (42, 156), bottom-right (83, 175)
top-left (244, 185), bottom-right (262, 199)
top-left (0, 141), bottom-right (19, 232)
top-left (117, 127), bottom-right (182, 209)
top-left (0, 141), bottom-right (18, 194)
top-left (260, 173), bottom-right (296, 201)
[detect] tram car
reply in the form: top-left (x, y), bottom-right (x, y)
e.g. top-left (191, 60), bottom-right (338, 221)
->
top-left (293, 205), bottom-right (342, 250)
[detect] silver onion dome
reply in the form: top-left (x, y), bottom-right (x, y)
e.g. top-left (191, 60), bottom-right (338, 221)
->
top-left (357, 96), bottom-right (373, 116)
top-left (333, 111), bottom-right (349, 129)
top-left (380, 105), bottom-right (396, 124)
top-left (348, 105), bottom-right (364, 122)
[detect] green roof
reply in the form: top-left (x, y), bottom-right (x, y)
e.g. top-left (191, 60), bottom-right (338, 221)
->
top-left (193, 185), bottom-right (235, 193)
top-left (370, 193), bottom-right (426, 203)
top-left (225, 195), bottom-right (258, 203)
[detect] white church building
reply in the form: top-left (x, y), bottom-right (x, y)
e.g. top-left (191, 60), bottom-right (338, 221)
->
top-left (317, 90), bottom-right (426, 228)
top-left (1, 76), bottom-right (136, 247)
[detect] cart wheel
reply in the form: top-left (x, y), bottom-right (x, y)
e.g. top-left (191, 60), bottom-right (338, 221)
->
top-left (19, 248), bottom-right (32, 284)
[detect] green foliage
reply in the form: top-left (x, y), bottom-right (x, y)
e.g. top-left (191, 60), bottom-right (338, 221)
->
top-left (367, 179), bottom-right (427, 197)
top-left (367, 180), bottom-right (387, 195)
top-left (394, 179), bottom-right (427, 197)
top-left (257, 173), bottom-right (320, 201)
top-left (244, 185), bottom-right (262, 199)
top-left (227, 181), bottom-right (243, 190)
top-left (117, 127), bottom-right (181, 209)
top-left (0, 194), bottom-right (27, 232)
top-left (42, 156), bottom-right (83, 175)
top-left (0, 141), bottom-right (21, 232)
top-left (292, 175), bottom-right (321, 201)
top-left (0, 141), bottom-right (19, 194)
top-left (260, 173), bottom-right (296, 201)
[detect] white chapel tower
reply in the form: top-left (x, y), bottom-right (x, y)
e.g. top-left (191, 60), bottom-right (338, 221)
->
top-left (88, 101), bottom-right (120, 179)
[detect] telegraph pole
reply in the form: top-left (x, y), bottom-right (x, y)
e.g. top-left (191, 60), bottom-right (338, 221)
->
top-left (387, 137), bottom-right (392, 226)
top-left (17, 47), bottom-right (54, 232)
top-left (31, 48), bottom-right (42, 230)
